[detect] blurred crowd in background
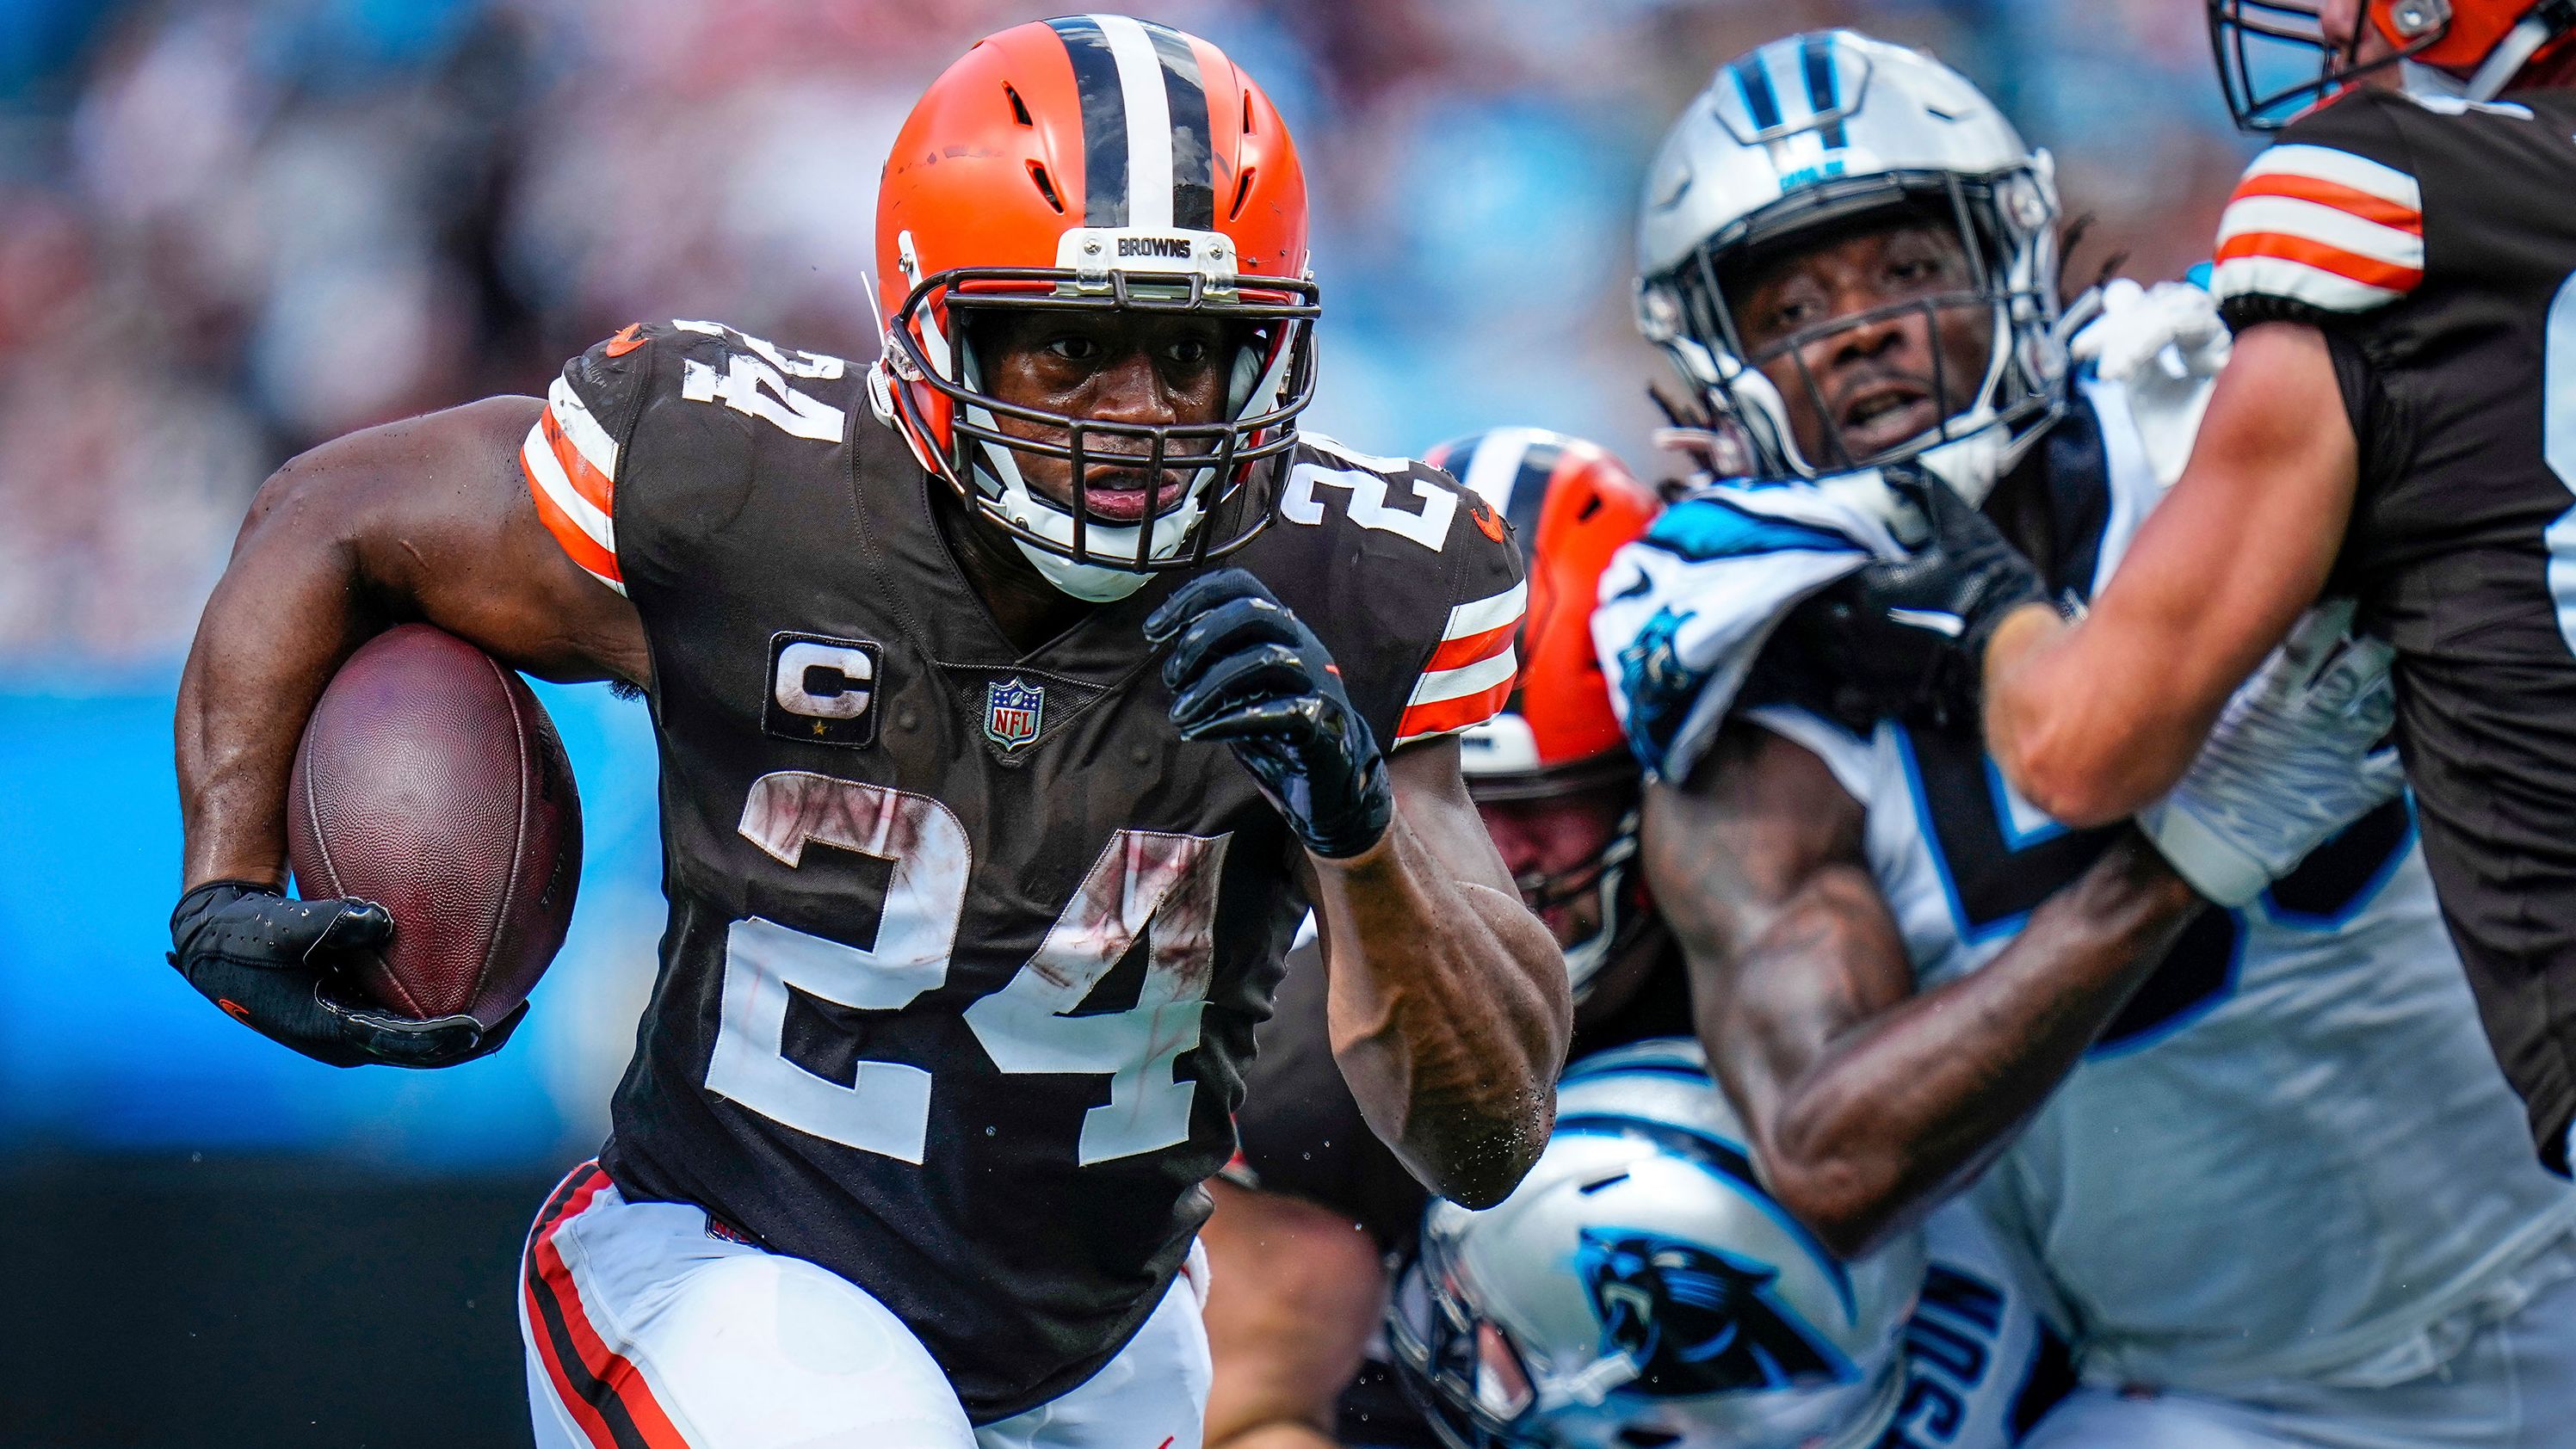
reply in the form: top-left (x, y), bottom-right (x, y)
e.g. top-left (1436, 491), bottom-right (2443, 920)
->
top-left (0, 0), bottom-right (2257, 1171)
top-left (0, 0), bottom-right (2251, 669)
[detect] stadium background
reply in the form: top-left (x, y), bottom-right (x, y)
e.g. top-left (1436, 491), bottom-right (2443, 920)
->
top-left (0, 0), bottom-right (2246, 1443)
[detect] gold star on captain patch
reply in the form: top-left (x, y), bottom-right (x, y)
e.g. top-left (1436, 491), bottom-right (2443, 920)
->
top-left (812, 720), bottom-right (828, 737)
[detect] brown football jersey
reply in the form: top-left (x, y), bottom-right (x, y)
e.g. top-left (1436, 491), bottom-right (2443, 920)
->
top-left (2212, 85), bottom-right (2576, 1167)
top-left (516, 318), bottom-right (1523, 1418)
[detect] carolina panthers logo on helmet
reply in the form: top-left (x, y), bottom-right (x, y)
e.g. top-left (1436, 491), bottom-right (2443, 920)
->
top-left (1574, 1229), bottom-right (1855, 1396)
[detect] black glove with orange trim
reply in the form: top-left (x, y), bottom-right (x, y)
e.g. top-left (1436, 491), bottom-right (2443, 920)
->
top-left (168, 881), bottom-right (521, 1068)
top-left (1146, 569), bottom-right (1393, 860)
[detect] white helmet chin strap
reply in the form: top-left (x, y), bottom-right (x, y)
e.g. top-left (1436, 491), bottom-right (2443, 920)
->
top-left (2464, 13), bottom-right (2560, 99)
top-left (2394, 12), bottom-right (2561, 105)
top-left (1914, 305), bottom-right (2035, 506)
top-left (1010, 539), bottom-right (1158, 603)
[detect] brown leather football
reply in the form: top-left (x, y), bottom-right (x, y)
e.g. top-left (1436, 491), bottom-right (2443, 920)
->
top-left (286, 624), bottom-right (582, 1025)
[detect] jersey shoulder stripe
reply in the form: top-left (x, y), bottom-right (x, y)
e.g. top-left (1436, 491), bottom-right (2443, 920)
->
top-left (1265, 432), bottom-right (1529, 749)
top-left (2213, 138), bottom-right (2424, 316)
top-left (524, 373), bottom-right (626, 595)
top-left (1396, 578), bottom-right (1524, 743)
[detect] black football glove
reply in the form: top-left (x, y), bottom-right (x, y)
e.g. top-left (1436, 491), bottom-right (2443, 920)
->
top-left (1146, 569), bottom-right (1393, 860)
top-left (168, 881), bottom-right (523, 1069)
top-left (1820, 466), bottom-right (2054, 729)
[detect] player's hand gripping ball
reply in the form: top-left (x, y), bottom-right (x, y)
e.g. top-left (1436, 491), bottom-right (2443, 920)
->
top-left (1146, 569), bottom-right (1393, 860)
top-left (168, 883), bottom-right (523, 1069)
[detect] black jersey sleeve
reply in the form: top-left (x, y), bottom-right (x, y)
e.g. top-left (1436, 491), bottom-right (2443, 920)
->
top-left (520, 323), bottom-right (665, 596)
top-left (1389, 474), bottom-right (1527, 749)
top-left (2209, 89), bottom-right (2425, 333)
top-left (522, 320), bottom-right (856, 601)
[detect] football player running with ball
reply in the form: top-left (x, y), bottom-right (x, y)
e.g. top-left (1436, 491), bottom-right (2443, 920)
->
top-left (1597, 31), bottom-right (2576, 1446)
top-left (167, 18), bottom-right (1568, 1448)
top-left (1835, 1), bottom-right (2576, 1176)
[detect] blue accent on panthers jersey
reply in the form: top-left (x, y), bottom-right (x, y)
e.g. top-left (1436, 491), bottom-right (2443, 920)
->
top-left (1644, 496), bottom-right (1857, 564)
top-left (1616, 606), bottom-right (1700, 771)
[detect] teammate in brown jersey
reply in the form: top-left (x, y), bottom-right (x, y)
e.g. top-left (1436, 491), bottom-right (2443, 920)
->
top-left (1827, 0), bottom-right (2576, 1173)
top-left (166, 17), bottom-right (1568, 1447)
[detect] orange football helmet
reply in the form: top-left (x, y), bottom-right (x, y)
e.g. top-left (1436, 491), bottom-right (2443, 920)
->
top-left (1426, 429), bottom-right (1663, 1000)
top-left (872, 15), bottom-right (1319, 600)
top-left (2212, 0), bottom-right (2576, 130)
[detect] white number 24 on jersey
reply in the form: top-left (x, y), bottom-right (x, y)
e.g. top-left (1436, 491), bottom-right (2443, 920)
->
top-left (703, 771), bottom-right (1228, 1167)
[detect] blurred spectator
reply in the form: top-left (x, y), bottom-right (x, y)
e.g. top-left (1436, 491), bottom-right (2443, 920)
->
top-left (0, 0), bottom-right (2247, 675)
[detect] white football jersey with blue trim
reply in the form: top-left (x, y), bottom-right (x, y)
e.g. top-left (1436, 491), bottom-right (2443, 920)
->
top-left (1745, 378), bottom-right (2576, 1393)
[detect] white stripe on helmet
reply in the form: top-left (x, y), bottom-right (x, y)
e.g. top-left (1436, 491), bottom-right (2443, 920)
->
top-left (1094, 14), bottom-right (1176, 231)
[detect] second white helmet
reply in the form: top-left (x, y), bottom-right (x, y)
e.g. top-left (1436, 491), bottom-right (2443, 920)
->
top-left (1387, 1039), bottom-right (1924, 1449)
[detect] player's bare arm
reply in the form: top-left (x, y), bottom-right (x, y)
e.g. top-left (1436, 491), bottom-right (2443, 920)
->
top-left (1147, 559), bottom-right (1568, 1205)
top-left (169, 396), bottom-right (646, 1068)
top-left (1200, 1178), bottom-right (1385, 1449)
top-left (1978, 323), bottom-right (2359, 823)
top-left (177, 396), bottom-right (646, 891)
top-left (1647, 724), bottom-right (2198, 1259)
top-left (1304, 737), bottom-right (1571, 1209)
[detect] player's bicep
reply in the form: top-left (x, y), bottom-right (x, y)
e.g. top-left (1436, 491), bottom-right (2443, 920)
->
top-left (331, 396), bottom-right (649, 688)
top-left (2092, 322), bottom-right (2357, 727)
top-left (1642, 724), bottom-right (1909, 1128)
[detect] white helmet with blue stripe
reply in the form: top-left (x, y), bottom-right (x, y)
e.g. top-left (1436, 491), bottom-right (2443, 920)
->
top-left (1386, 1038), bottom-right (1924, 1449)
top-left (1634, 31), bottom-right (2065, 506)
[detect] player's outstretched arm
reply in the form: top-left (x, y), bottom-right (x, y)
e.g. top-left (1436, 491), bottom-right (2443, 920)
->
top-left (1306, 739), bottom-right (1572, 1210)
top-left (1980, 322), bottom-right (2357, 824)
top-left (178, 396), bottom-right (648, 891)
top-left (1148, 570), bottom-right (1571, 1208)
top-left (1648, 724), bottom-right (2201, 1260)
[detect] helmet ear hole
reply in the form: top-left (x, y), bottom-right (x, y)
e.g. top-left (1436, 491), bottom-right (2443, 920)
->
top-left (1026, 162), bottom-right (1064, 214)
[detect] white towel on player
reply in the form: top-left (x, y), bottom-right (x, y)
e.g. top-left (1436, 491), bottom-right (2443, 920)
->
top-left (1591, 471), bottom-right (1911, 781)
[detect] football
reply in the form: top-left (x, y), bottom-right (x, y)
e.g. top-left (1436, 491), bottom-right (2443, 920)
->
top-left (286, 624), bottom-right (582, 1025)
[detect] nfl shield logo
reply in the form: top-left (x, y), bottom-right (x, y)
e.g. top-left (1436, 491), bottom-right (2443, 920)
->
top-left (985, 677), bottom-right (1045, 752)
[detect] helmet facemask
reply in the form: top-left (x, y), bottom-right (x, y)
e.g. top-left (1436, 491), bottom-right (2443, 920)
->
top-left (1388, 1039), bottom-right (1925, 1449)
top-left (2208, 0), bottom-right (2576, 131)
top-left (1638, 170), bottom-right (2063, 506)
top-left (2208, 0), bottom-right (2451, 129)
top-left (880, 237), bottom-right (1321, 601)
top-left (1387, 1236), bottom-right (1549, 1449)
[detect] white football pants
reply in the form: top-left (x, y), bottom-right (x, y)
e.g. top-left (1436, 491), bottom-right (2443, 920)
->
top-left (520, 1162), bottom-right (1212, 1449)
top-left (2020, 1238), bottom-right (2576, 1448)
